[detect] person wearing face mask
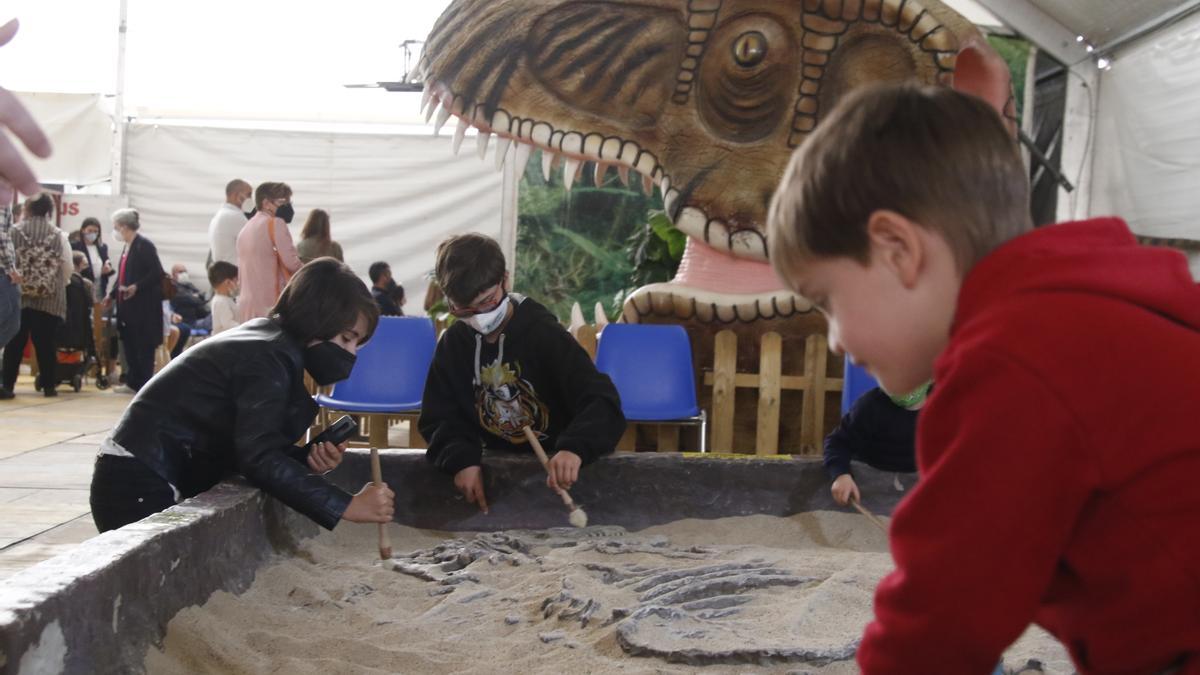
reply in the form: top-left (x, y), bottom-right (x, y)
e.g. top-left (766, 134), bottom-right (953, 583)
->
top-left (235, 181), bottom-right (302, 323)
top-left (166, 263), bottom-right (210, 357)
top-left (71, 217), bottom-right (114, 302)
top-left (89, 258), bottom-right (393, 533)
top-left (206, 261), bottom-right (241, 335)
top-left (823, 383), bottom-right (926, 508)
top-left (368, 261), bottom-right (403, 316)
top-left (419, 234), bottom-right (626, 514)
top-left (100, 208), bottom-right (164, 393)
top-left (207, 179), bottom-right (251, 267)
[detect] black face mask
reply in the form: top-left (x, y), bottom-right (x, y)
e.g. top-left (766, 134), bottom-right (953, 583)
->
top-left (275, 203), bottom-right (295, 224)
top-left (245, 208), bottom-right (257, 220)
top-left (303, 342), bottom-right (356, 385)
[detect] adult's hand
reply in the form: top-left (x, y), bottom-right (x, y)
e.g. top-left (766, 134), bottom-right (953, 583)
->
top-left (454, 465), bottom-right (489, 514)
top-left (831, 474), bottom-right (861, 506)
top-left (120, 283), bottom-right (137, 300)
top-left (0, 19), bottom-right (53, 203)
top-left (342, 482), bottom-right (395, 523)
top-left (8, 269), bottom-right (20, 283)
top-left (306, 440), bottom-right (345, 474)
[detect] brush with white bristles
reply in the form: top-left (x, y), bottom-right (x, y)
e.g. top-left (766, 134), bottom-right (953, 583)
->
top-left (522, 426), bottom-right (588, 528)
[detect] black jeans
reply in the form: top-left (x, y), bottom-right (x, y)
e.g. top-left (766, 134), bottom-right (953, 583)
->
top-left (170, 322), bottom-right (192, 359)
top-left (119, 325), bottom-right (156, 391)
top-left (2, 308), bottom-right (61, 392)
top-left (89, 454), bottom-right (177, 532)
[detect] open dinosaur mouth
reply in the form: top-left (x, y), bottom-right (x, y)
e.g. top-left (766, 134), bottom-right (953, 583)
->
top-left (421, 80), bottom-right (768, 261)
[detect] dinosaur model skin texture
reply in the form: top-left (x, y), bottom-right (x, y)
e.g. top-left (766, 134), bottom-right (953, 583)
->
top-left (419, 0), bottom-right (1015, 451)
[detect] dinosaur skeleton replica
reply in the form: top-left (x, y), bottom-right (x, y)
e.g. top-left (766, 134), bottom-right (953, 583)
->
top-left (417, 0), bottom-right (1197, 451)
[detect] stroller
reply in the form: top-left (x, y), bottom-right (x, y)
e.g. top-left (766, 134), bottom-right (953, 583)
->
top-left (39, 274), bottom-right (100, 392)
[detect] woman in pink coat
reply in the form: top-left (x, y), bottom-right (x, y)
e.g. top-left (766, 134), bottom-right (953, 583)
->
top-left (236, 182), bottom-right (302, 322)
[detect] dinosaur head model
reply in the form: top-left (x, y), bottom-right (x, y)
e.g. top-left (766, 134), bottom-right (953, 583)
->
top-left (421, 0), bottom-right (1013, 323)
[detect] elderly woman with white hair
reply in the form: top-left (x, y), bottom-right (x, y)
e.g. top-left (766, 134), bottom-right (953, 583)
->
top-left (102, 208), bottom-right (164, 392)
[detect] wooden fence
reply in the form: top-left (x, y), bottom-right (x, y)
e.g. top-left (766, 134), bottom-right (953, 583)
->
top-left (703, 330), bottom-right (843, 455)
top-left (572, 325), bottom-right (842, 455)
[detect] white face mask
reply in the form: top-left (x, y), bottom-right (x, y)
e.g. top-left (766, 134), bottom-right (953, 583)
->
top-left (462, 295), bottom-right (510, 335)
top-left (84, 231), bottom-right (99, 244)
top-left (176, 272), bottom-right (190, 284)
top-left (111, 228), bottom-right (124, 244)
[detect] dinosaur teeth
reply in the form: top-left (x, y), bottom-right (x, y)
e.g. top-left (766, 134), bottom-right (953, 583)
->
top-left (563, 157), bottom-right (583, 191)
top-left (530, 123), bottom-right (552, 148)
top-left (490, 110), bottom-right (511, 135)
top-left (594, 162), bottom-right (610, 186)
top-left (419, 87), bottom-right (433, 116)
top-left (642, 173), bottom-right (654, 195)
top-left (513, 142), bottom-right (533, 178)
top-left (451, 116), bottom-right (469, 154)
top-left (476, 129), bottom-right (491, 160)
top-left (616, 166), bottom-right (630, 187)
top-left (493, 136), bottom-right (511, 170)
top-left (663, 189), bottom-right (680, 218)
top-left (433, 102), bottom-right (453, 136)
top-left (541, 151), bottom-right (558, 182)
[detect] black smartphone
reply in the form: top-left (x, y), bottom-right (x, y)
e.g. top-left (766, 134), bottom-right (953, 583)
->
top-left (310, 415), bottom-right (358, 447)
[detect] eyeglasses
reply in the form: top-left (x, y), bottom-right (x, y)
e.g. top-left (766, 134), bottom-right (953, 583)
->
top-left (448, 283), bottom-right (505, 318)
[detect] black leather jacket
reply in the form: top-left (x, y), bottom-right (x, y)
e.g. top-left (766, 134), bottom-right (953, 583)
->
top-left (111, 318), bottom-right (351, 529)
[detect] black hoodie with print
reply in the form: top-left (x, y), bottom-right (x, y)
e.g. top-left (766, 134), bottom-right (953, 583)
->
top-left (419, 295), bottom-right (625, 475)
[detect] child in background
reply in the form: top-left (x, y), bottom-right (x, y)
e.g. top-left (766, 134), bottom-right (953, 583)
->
top-left (822, 382), bottom-right (924, 506)
top-left (767, 83), bottom-right (1200, 674)
top-left (207, 261), bottom-right (240, 335)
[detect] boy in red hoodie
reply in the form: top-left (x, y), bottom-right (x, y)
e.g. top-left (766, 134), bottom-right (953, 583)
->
top-left (767, 82), bottom-right (1200, 674)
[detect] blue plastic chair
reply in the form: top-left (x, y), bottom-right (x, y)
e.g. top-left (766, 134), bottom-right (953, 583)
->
top-left (595, 323), bottom-right (707, 453)
top-left (314, 316), bottom-right (436, 448)
top-left (841, 361), bottom-right (879, 415)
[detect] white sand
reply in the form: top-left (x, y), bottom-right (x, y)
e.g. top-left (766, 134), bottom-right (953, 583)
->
top-left (145, 512), bottom-right (1071, 674)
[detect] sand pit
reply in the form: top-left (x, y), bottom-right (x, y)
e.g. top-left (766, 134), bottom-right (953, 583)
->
top-left (145, 512), bottom-right (1071, 674)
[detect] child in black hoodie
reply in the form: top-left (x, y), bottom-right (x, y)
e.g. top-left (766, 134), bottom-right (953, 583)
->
top-left (419, 234), bottom-right (625, 513)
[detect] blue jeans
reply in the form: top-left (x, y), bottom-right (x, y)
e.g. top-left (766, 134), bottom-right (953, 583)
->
top-left (0, 273), bottom-right (18, 347)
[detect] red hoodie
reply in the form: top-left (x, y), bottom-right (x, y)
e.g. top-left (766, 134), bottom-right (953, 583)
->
top-left (857, 218), bottom-right (1200, 674)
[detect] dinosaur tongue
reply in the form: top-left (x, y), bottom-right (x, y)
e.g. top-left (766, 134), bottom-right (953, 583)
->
top-left (674, 238), bottom-right (786, 294)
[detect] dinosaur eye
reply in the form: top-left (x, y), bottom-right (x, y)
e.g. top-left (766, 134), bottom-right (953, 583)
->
top-left (732, 32), bottom-right (767, 67)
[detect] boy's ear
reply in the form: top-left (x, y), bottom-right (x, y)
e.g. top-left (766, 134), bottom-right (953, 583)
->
top-left (865, 210), bottom-right (924, 289)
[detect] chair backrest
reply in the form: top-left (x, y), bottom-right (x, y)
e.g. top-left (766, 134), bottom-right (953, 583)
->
top-left (595, 323), bottom-right (699, 421)
top-left (841, 360), bottom-right (879, 415)
top-left (328, 316), bottom-right (436, 407)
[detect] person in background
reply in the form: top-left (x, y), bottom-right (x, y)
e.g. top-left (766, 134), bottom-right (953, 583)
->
top-left (368, 261), bottom-right (402, 316)
top-left (167, 263), bottom-right (210, 358)
top-left (823, 383), bottom-right (924, 506)
top-left (207, 261), bottom-right (240, 335)
top-left (388, 280), bottom-right (406, 317)
top-left (72, 217), bottom-right (114, 302)
top-left (208, 179), bottom-right (251, 266)
top-left (103, 208), bottom-right (164, 393)
top-left (296, 208), bottom-right (344, 264)
top-left (0, 204), bottom-right (21, 356)
top-left (89, 259), bottom-right (392, 533)
top-left (237, 182), bottom-right (302, 322)
top-left (1, 192), bottom-right (72, 398)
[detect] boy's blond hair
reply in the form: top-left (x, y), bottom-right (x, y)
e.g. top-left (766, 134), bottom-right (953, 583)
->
top-left (767, 83), bottom-right (1032, 285)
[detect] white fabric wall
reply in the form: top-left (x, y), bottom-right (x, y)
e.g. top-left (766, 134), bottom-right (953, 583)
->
top-left (12, 92), bottom-right (113, 186)
top-left (123, 124), bottom-right (505, 301)
top-left (1090, 10), bottom-right (1200, 276)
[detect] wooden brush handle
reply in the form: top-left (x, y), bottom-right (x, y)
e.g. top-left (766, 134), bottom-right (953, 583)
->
top-left (523, 426), bottom-right (576, 509)
top-left (850, 497), bottom-right (888, 534)
top-left (370, 447), bottom-right (392, 559)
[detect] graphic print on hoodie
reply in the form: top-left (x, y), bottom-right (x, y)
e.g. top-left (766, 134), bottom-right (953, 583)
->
top-left (420, 295), bottom-right (626, 476)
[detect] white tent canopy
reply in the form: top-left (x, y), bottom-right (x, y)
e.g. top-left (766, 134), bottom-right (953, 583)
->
top-left (4, 0), bottom-right (1200, 279)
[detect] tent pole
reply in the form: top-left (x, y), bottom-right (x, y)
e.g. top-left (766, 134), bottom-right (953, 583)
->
top-left (111, 0), bottom-right (129, 197)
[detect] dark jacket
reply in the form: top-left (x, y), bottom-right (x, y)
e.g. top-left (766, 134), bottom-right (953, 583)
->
top-left (110, 318), bottom-right (352, 529)
top-left (72, 238), bottom-right (113, 297)
top-left (420, 295), bottom-right (625, 475)
top-left (109, 234), bottom-right (164, 344)
top-left (372, 286), bottom-right (402, 316)
top-left (822, 387), bottom-right (918, 480)
top-left (170, 280), bottom-right (210, 324)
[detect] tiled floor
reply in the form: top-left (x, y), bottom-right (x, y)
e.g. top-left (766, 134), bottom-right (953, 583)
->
top-left (0, 373), bottom-right (130, 580)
